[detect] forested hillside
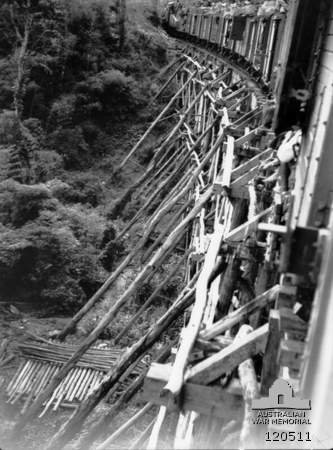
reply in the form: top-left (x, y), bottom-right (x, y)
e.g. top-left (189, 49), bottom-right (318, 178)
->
top-left (0, 0), bottom-right (171, 314)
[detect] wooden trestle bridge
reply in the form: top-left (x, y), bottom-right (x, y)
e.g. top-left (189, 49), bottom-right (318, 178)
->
top-left (7, 47), bottom-right (309, 449)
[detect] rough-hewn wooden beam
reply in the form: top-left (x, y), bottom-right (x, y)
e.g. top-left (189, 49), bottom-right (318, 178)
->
top-left (161, 222), bottom-right (227, 401)
top-left (230, 165), bottom-right (262, 199)
top-left (260, 309), bottom-right (281, 396)
top-left (231, 147), bottom-right (274, 180)
top-left (142, 363), bottom-right (243, 419)
top-left (186, 323), bottom-right (269, 385)
top-left (200, 285), bottom-right (279, 340)
top-left (235, 325), bottom-right (260, 449)
top-left (234, 127), bottom-right (266, 147)
top-left (224, 206), bottom-right (273, 243)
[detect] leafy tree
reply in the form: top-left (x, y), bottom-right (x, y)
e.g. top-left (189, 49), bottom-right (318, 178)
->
top-left (0, 180), bottom-right (108, 312)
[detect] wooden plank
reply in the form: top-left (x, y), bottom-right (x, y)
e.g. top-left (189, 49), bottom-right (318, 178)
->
top-left (161, 223), bottom-right (226, 400)
top-left (186, 324), bottom-right (269, 385)
top-left (229, 165), bottom-right (258, 199)
top-left (279, 308), bottom-right (307, 334)
top-left (223, 85), bottom-right (247, 102)
top-left (260, 310), bottom-right (281, 396)
top-left (275, 285), bottom-right (297, 309)
top-left (142, 363), bottom-right (243, 419)
top-left (221, 136), bottom-right (235, 187)
top-left (234, 127), bottom-right (264, 148)
top-left (200, 285), bottom-right (279, 340)
top-left (7, 360), bottom-right (26, 396)
top-left (231, 147), bottom-right (274, 181)
top-left (96, 403), bottom-right (153, 450)
top-left (224, 206), bottom-right (273, 243)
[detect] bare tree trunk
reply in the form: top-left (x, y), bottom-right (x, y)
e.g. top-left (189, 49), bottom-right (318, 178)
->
top-left (118, 0), bottom-right (126, 50)
top-left (10, 1), bottom-right (35, 184)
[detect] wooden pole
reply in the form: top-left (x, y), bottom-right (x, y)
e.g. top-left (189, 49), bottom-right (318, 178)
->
top-left (142, 196), bottom-right (193, 263)
top-left (157, 56), bottom-right (184, 80)
top-left (186, 323), bottom-right (269, 385)
top-left (129, 419), bottom-right (155, 450)
top-left (235, 325), bottom-right (260, 450)
top-left (217, 255), bottom-right (241, 317)
top-left (44, 278), bottom-right (199, 450)
top-left (113, 150), bottom-right (191, 243)
top-left (56, 238), bottom-right (144, 341)
top-left (15, 192), bottom-right (211, 433)
top-left (80, 340), bottom-right (175, 449)
top-left (147, 83), bottom-right (210, 164)
top-left (142, 129), bottom-right (223, 247)
top-left (146, 168), bottom-right (192, 231)
top-left (260, 309), bottom-right (281, 395)
top-left (217, 199), bottom-right (248, 316)
top-left (201, 285), bottom-right (279, 340)
top-left (114, 249), bottom-right (190, 343)
top-left (107, 137), bottom-right (176, 219)
top-left (96, 403), bottom-right (153, 450)
top-left (150, 60), bottom-right (187, 104)
top-left (162, 221), bottom-right (226, 401)
top-left (147, 405), bottom-right (167, 449)
top-left (142, 143), bottom-right (185, 197)
top-left (119, 70), bottom-right (198, 169)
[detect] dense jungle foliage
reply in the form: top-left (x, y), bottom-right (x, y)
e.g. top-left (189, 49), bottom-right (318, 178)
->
top-left (0, 0), bottom-right (169, 313)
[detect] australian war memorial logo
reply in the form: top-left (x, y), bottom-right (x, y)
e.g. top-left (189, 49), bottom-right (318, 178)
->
top-left (252, 378), bottom-right (311, 427)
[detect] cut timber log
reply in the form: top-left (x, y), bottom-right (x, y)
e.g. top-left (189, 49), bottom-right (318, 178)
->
top-left (142, 196), bottom-right (193, 263)
top-left (157, 56), bottom-right (184, 80)
top-left (217, 198), bottom-right (248, 316)
top-left (150, 59), bottom-right (187, 104)
top-left (230, 165), bottom-right (261, 200)
top-left (161, 222), bottom-right (227, 402)
top-left (217, 255), bottom-right (241, 317)
top-left (279, 307), bottom-right (307, 335)
top-left (79, 340), bottom-right (175, 450)
top-left (231, 147), bottom-right (274, 181)
top-left (15, 192), bottom-right (209, 433)
top-left (119, 70), bottom-right (198, 169)
top-left (143, 363), bottom-right (243, 419)
top-left (42, 277), bottom-right (198, 450)
top-left (143, 84), bottom-right (209, 169)
top-left (200, 285), bottom-right (279, 340)
top-left (95, 403), bottom-right (153, 450)
top-left (56, 237), bottom-right (143, 341)
top-left (224, 206), bottom-right (273, 243)
top-left (260, 309), bottom-right (281, 395)
top-left (234, 127), bottom-right (266, 148)
top-left (114, 150), bottom-right (191, 243)
top-left (214, 135), bottom-right (234, 193)
top-left (186, 323), bottom-right (269, 385)
top-left (108, 152), bottom-right (161, 219)
top-left (129, 419), bottom-right (155, 450)
top-left (147, 405), bottom-right (167, 450)
top-left (142, 122), bottom-right (222, 243)
top-left (235, 325), bottom-right (260, 450)
top-left (114, 250), bottom-right (190, 343)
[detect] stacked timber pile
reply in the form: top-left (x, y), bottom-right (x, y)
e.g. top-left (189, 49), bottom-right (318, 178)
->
top-left (6, 49), bottom-right (308, 450)
top-left (6, 340), bottom-right (146, 415)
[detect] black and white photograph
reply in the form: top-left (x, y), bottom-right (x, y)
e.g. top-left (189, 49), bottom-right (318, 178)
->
top-left (0, 0), bottom-right (332, 449)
